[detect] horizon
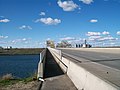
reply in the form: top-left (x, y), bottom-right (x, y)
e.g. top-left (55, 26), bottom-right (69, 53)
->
top-left (0, 0), bottom-right (120, 48)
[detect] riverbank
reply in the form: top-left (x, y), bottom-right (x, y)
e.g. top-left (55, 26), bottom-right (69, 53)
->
top-left (0, 48), bottom-right (43, 89)
top-left (0, 73), bottom-right (39, 90)
top-left (0, 48), bottom-right (44, 55)
top-left (1, 81), bottom-right (39, 90)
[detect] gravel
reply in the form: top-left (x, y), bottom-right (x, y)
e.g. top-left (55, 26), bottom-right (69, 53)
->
top-left (0, 81), bottom-right (40, 90)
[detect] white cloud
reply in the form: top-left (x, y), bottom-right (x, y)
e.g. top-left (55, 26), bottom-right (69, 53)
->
top-left (27, 26), bottom-right (32, 29)
top-left (72, 38), bottom-right (84, 44)
top-left (90, 19), bottom-right (98, 23)
top-left (58, 37), bottom-right (85, 45)
top-left (19, 25), bottom-right (32, 30)
top-left (4, 36), bottom-right (8, 38)
top-left (94, 36), bottom-right (117, 42)
top-left (40, 12), bottom-right (45, 16)
top-left (57, 0), bottom-right (78, 11)
top-left (117, 31), bottom-right (120, 35)
top-left (35, 17), bottom-right (61, 25)
top-left (86, 31), bottom-right (119, 45)
top-left (110, 42), bottom-right (115, 45)
top-left (102, 31), bottom-right (110, 35)
top-left (0, 35), bottom-right (8, 39)
top-left (0, 19), bottom-right (10, 23)
top-left (60, 37), bottom-right (75, 41)
top-left (46, 38), bottom-right (51, 40)
top-left (98, 36), bottom-right (117, 41)
top-left (0, 16), bottom-right (4, 18)
top-left (88, 36), bottom-right (102, 41)
top-left (22, 38), bottom-right (27, 41)
top-left (0, 41), bottom-right (7, 44)
top-left (79, 0), bottom-right (93, 4)
top-left (11, 38), bottom-right (30, 44)
top-left (86, 32), bottom-right (101, 36)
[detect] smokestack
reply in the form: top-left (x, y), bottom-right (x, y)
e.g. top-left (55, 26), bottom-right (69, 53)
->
top-left (85, 39), bottom-right (87, 44)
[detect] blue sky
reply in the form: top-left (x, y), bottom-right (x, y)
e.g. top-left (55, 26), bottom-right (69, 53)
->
top-left (0, 0), bottom-right (120, 48)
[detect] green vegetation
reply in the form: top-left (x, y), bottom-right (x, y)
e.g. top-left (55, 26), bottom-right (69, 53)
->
top-left (0, 48), bottom-right (44, 55)
top-left (0, 73), bottom-right (37, 87)
top-left (0, 48), bottom-right (42, 87)
top-left (0, 73), bottom-right (19, 87)
top-left (0, 48), bottom-right (41, 88)
top-left (0, 79), bottom-right (20, 87)
top-left (22, 71), bottom-right (37, 84)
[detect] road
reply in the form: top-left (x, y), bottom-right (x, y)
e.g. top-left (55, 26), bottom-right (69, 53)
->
top-left (60, 48), bottom-right (120, 70)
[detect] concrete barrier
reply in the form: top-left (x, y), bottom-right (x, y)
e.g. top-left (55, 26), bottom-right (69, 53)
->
top-left (37, 49), bottom-right (46, 80)
top-left (48, 48), bottom-right (120, 90)
top-left (48, 47), bottom-right (67, 73)
top-left (48, 47), bottom-right (62, 60)
top-left (60, 48), bottom-right (120, 54)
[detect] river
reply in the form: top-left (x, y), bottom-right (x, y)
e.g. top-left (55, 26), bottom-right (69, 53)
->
top-left (0, 55), bottom-right (39, 78)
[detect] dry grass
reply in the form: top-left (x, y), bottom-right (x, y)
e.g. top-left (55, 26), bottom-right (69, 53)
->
top-left (0, 81), bottom-right (39, 90)
top-left (2, 74), bottom-right (13, 80)
top-left (0, 72), bottom-right (38, 87)
top-left (0, 73), bottom-right (39, 90)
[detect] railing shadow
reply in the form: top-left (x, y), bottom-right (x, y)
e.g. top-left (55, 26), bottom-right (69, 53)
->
top-left (91, 59), bottom-right (120, 62)
top-left (44, 49), bottom-right (64, 78)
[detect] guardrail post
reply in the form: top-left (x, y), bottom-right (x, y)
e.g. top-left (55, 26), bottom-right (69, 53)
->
top-left (37, 63), bottom-right (43, 78)
top-left (37, 49), bottom-right (46, 81)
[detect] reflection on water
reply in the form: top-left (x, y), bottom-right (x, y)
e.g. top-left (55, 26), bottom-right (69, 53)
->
top-left (0, 55), bottom-right (39, 78)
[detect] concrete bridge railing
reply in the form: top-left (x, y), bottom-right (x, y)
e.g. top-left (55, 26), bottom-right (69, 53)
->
top-left (37, 48), bottom-right (46, 80)
top-left (48, 47), bottom-right (120, 90)
top-left (47, 47), bottom-right (62, 60)
top-left (48, 47), bottom-right (68, 73)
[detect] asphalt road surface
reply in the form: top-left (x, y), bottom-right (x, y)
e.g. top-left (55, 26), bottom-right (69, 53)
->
top-left (60, 49), bottom-right (120, 70)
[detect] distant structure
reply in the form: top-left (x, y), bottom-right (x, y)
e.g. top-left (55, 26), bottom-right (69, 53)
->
top-left (46, 40), bottom-right (55, 48)
top-left (81, 40), bottom-right (92, 48)
top-left (56, 40), bottom-right (92, 48)
top-left (56, 40), bottom-right (72, 48)
top-left (47, 39), bottom-right (91, 48)
top-left (75, 40), bottom-right (92, 48)
top-left (6, 46), bottom-right (12, 49)
top-left (0, 46), bottom-right (3, 49)
top-left (75, 44), bottom-right (82, 48)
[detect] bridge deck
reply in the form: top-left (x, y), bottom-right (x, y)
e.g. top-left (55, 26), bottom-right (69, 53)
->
top-left (40, 50), bottom-right (77, 90)
top-left (60, 48), bottom-right (120, 88)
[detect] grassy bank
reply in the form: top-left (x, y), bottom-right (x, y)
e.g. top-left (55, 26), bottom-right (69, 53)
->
top-left (0, 48), bottom-right (44, 55)
top-left (0, 73), bottom-right (37, 87)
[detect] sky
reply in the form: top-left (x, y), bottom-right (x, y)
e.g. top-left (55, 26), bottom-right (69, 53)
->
top-left (0, 0), bottom-right (120, 48)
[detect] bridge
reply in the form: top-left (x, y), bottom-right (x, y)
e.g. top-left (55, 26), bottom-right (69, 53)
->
top-left (37, 48), bottom-right (120, 90)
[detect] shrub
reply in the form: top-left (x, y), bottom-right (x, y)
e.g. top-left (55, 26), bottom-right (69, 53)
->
top-left (2, 74), bottom-right (13, 80)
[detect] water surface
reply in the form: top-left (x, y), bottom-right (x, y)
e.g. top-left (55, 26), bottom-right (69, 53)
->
top-left (0, 55), bottom-right (39, 78)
